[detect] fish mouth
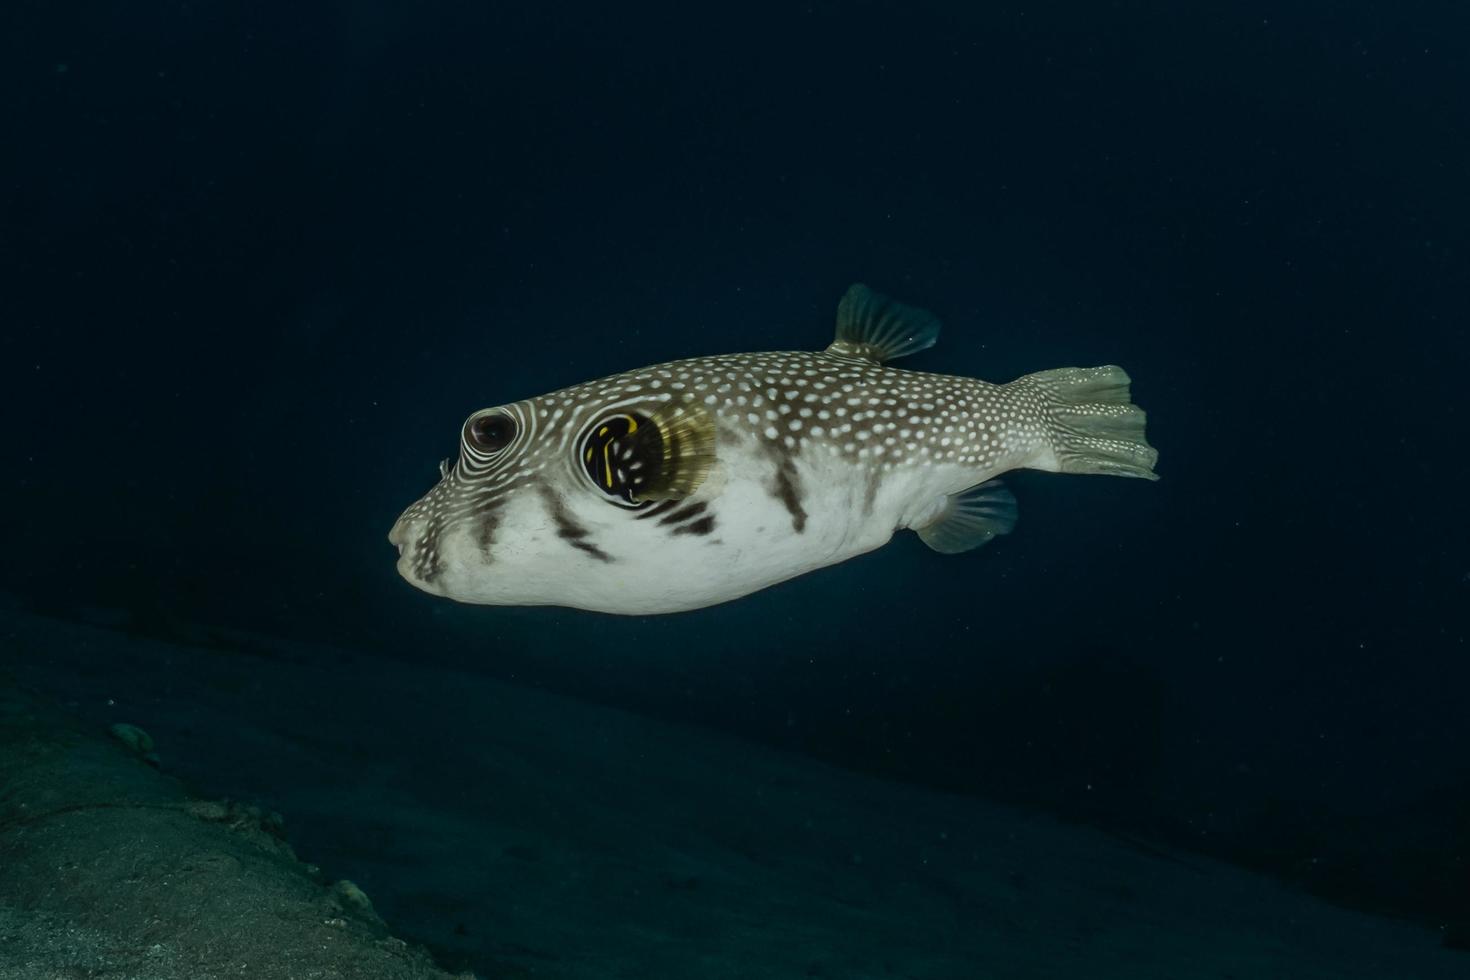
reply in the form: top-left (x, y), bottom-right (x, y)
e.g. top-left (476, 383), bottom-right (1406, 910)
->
top-left (386, 514), bottom-right (447, 596)
top-left (387, 516), bottom-right (409, 557)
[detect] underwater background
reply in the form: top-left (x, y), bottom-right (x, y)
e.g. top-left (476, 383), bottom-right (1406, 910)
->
top-left (3, 1), bottom-right (1468, 976)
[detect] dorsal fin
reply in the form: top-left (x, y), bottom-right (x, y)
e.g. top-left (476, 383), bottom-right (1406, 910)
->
top-left (826, 284), bottom-right (942, 364)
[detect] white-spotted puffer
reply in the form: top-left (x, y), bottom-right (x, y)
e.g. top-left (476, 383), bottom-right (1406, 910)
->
top-left (388, 285), bottom-right (1158, 614)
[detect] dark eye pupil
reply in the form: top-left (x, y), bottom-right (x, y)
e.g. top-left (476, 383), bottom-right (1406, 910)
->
top-left (468, 414), bottom-right (515, 451)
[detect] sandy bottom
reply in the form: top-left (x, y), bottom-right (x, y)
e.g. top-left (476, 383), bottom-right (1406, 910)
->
top-left (1, 609), bottom-right (1461, 979)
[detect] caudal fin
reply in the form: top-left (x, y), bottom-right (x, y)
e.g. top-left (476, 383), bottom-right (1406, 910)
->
top-left (1025, 366), bottom-right (1159, 480)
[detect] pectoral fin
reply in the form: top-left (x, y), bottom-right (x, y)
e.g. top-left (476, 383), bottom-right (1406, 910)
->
top-left (915, 480), bottom-right (1018, 554)
top-left (636, 401), bottom-right (716, 501)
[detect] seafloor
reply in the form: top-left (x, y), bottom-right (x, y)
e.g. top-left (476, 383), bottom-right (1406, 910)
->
top-left (0, 608), bottom-right (1460, 979)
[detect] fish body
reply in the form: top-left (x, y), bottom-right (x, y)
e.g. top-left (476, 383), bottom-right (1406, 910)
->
top-left (389, 285), bottom-right (1158, 614)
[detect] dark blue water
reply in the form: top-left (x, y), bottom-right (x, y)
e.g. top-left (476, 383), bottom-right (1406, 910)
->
top-left (5, 0), bottom-right (1468, 966)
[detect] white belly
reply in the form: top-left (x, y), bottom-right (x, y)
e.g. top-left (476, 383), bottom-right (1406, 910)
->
top-left (583, 441), bottom-right (985, 614)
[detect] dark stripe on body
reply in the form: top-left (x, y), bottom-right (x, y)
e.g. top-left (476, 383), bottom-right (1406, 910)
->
top-left (418, 516), bottom-right (448, 585)
top-left (475, 502), bottom-right (503, 560)
top-left (658, 502), bottom-right (707, 526)
top-left (862, 466), bottom-right (882, 516)
top-left (538, 485), bottom-right (613, 563)
top-left (634, 500), bottom-right (680, 520)
top-left (673, 515), bottom-right (717, 536)
top-left (772, 461), bottom-right (808, 533)
top-left (567, 538), bottom-right (613, 561)
top-left (754, 428), bottom-right (809, 534)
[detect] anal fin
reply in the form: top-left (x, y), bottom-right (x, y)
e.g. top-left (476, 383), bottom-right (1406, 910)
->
top-left (915, 480), bottom-right (1018, 554)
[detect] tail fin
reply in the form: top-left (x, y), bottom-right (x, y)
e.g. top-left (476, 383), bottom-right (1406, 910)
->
top-left (1025, 366), bottom-right (1159, 480)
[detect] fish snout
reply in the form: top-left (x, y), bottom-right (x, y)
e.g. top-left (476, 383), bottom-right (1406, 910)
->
top-left (387, 512), bottom-right (446, 596)
top-left (388, 515), bottom-right (411, 556)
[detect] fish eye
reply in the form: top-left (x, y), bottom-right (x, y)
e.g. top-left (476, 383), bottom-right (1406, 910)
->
top-left (465, 412), bottom-right (517, 453)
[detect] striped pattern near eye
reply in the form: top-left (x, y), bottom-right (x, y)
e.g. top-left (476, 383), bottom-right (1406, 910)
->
top-left (460, 404), bottom-right (534, 474)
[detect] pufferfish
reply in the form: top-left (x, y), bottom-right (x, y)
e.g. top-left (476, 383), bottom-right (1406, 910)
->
top-left (389, 285), bottom-right (1158, 614)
